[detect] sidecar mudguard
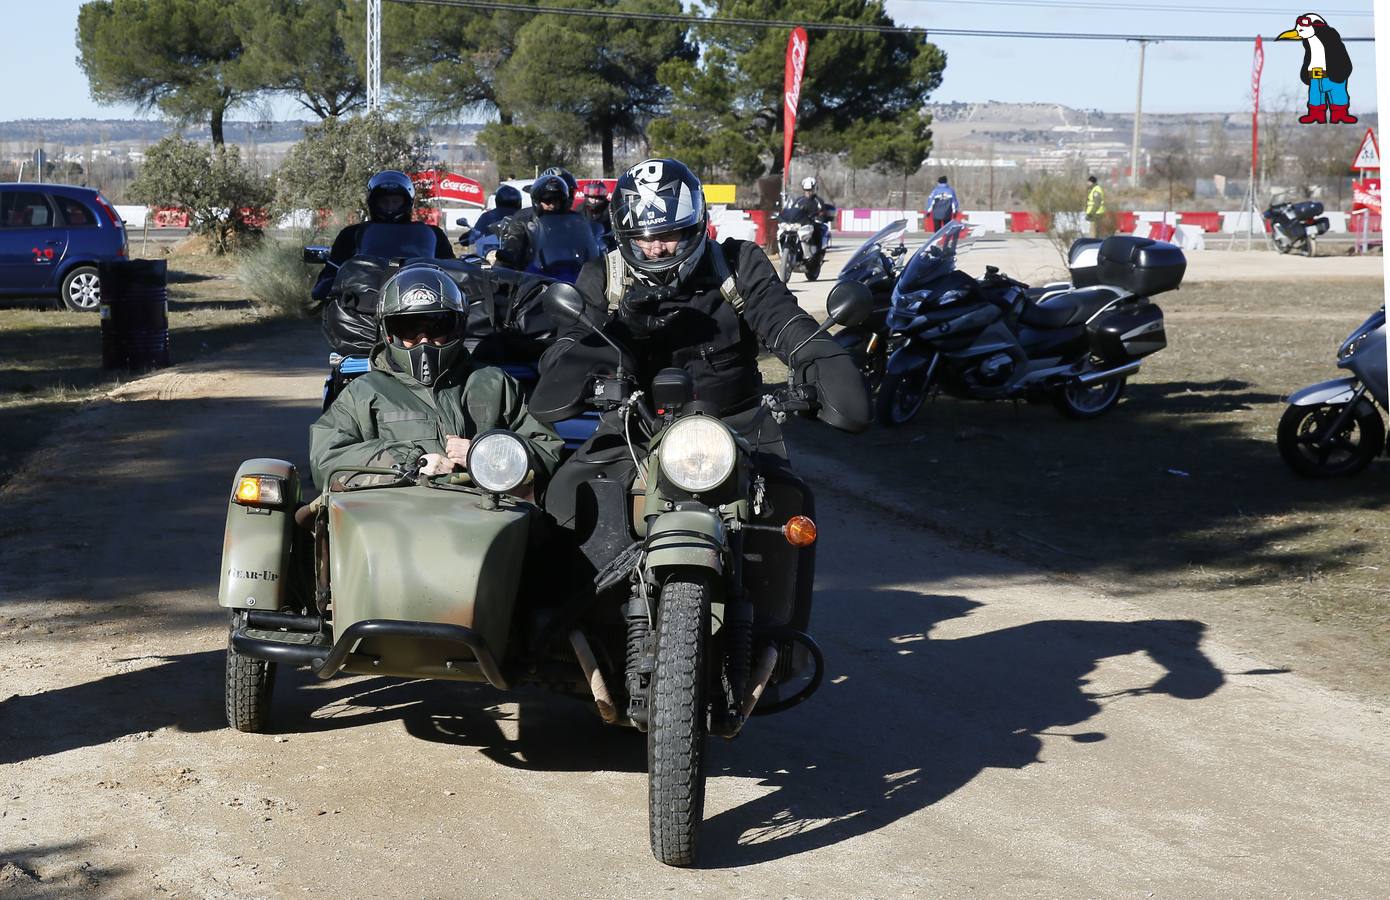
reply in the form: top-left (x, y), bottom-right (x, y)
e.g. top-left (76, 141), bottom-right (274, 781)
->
top-left (326, 485), bottom-right (531, 680)
top-left (644, 508), bottom-right (724, 576)
top-left (218, 458), bottom-right (301, 610)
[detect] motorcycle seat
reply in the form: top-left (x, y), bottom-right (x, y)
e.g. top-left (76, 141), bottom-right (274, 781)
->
top-left (1024, 283), bottom-right (1071, 303)
top-left (1018, 287), bottom-right (1122, 330)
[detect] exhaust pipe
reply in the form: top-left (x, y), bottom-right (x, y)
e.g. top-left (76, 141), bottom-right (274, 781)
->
top-left (569, 629), bottom-right (618, 724)
top-left (739, 645), bottom-right (781, 719)
top-left (1077, 359), bottom-right (1142, 385)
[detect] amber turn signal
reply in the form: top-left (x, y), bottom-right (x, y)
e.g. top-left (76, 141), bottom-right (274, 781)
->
top-left (236, 477), bottom-right (262, 503)
top-left (783, 515), bottom-right (817, 547)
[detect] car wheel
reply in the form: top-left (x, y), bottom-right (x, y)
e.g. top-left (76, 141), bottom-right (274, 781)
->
top-left (60, 266), bottom-right (102, 312)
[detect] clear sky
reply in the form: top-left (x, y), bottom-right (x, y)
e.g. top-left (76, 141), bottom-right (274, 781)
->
top-left (0, 0), bottom-right (1379, 121)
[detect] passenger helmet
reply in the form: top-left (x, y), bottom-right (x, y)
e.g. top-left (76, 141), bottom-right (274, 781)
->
top-left (493, 184), bottom-right (523, 210)
top-left (611, 158), bottom-right (708, 286)
top-left (366, 170), bottom-right (416, 224)
top-left (528, 174), bottom-right (571, 216)
top-left (801, 176), bottom-right (817, 192)
top-left (377, 264), bottom-right (468, 386)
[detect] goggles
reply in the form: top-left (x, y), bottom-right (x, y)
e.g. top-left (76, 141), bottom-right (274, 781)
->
top-left (1296, 16), bottom-right (1320, 27)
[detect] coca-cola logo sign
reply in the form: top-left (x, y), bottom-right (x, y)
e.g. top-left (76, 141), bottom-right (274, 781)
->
top-left (411, 170), bottom-right (486, 206)
top-left (785, 31), bottom-right (807, 114)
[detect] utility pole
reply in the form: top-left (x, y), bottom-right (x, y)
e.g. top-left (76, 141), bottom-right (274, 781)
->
top-left (1129, 39), bottom-right (1149, 187)
top-left (366, 0), bottom-right (382, 111)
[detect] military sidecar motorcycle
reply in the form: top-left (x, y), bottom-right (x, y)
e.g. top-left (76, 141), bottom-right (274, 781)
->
top-left (216, 281), bottom-right (872, 866)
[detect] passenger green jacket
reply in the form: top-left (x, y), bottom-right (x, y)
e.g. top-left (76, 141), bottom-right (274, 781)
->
top-left (309, 348), bottom-right (563, 490)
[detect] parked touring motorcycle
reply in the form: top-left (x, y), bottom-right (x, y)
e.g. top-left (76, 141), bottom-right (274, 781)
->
top-left (1278, 306), bottom-right (1387, 477)
top-left (869, 222), bottom-right (1180, 426)
top-left (217, 280), bottom-right (874, 867)
top-left (1265, 197), bottom-right (1330, 257)
top-left (831, 220), bottom-right (910, 391)
top-left (776, 201), bottom-right (836, 282)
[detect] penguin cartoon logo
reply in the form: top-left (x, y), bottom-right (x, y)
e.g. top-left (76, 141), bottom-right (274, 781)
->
top-left (1276, 13), bottom-right (1357, 125)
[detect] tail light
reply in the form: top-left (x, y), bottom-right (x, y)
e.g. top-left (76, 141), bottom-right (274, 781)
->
top-left (94, 194), bottom-right (123, 228)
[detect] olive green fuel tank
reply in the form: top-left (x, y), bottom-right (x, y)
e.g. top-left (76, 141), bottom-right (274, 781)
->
top-left (327, 485), bottom-right (531, 679)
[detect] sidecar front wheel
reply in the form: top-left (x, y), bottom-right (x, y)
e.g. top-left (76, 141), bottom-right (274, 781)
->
top-left (225, 613), bottom-right (277, 733)
top-left (648, 574), bottom-right (709, 867)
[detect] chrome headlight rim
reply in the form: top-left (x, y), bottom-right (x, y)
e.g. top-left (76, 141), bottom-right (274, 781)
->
top-left (466, 429), bottom-right (531, 494)
top-left (658, 415), bottom-right (738, 494)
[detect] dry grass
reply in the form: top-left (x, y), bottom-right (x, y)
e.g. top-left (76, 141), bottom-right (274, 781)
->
top-left (0, 251), bottom-right (291, 487)
top-left (781, 277), bottom-right (1390, 671)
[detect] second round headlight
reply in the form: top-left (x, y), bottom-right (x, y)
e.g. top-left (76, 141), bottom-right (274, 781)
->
top-left (658, 416), bottom-right (736, 492)
top-left (466, 431), bottom-right (531, 493)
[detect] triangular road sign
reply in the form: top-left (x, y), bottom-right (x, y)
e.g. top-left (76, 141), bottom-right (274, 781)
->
top-left (1351, 128), bottom-right (1379, 171)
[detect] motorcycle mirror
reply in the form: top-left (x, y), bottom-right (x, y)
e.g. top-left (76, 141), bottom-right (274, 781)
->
top-left (825, 280), bottom-right (873, 328)
top-left (540, 282), bottom-right (588, 326)
top-left (455, 217), bottom-right (469, 227)
top-left (303, 245), bottom-right (331, 264)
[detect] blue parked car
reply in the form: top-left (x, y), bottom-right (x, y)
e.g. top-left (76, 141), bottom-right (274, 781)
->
top-left (0, 183), bottom-right (129, 311)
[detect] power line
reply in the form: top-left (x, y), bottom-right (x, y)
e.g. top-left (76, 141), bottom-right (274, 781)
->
top-left (887, 0), bottom-right (1375, 17)
top-left (384, 0), bottom-right (1376, 41)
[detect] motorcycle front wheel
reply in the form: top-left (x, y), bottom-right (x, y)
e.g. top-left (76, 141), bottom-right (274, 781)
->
top-left (1302, 236), bottom-right (1317, 258)
top-left (1053, 374), bottom-right (1126, 419)
top-left (779, 248), bottom-right (795, 283)
top-left (648, 573), bottom-right (710, 867)
top-left (1277, 402), bottom-right (1385, 477)
top-left (876, 367), bottom-right (930, 427)
top-left (804, 254), bottom-right (823, 281)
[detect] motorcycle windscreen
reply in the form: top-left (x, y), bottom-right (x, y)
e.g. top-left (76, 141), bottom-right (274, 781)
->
top-left (356, 222), bottom-right (442, 259)
top-left (327, 486), bottom-right (531, 677)
top-left (841, 219), bottom-right (907, 274)
top-left (530, 215), bottom-right (603, 282)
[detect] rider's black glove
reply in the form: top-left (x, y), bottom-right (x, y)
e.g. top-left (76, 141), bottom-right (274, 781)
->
top-left (794, 339), bottom-right (871, 434)
top-left (617, 284), bottom-right (692, 339)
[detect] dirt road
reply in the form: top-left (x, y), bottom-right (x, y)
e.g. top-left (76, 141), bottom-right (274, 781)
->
top-left (2, 324), bottom-right (1388, 897)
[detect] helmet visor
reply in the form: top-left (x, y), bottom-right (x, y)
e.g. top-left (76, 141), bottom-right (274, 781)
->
top-left (386, 312), bottom-right (460, 346)
top-left (622, 224), bottom-right (702, 270)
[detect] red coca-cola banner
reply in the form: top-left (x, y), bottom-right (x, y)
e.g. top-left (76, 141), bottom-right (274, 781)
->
top-left (411, 170), bottom-right (486, 206)
top-left (1353, 178), bottom-right (1381, 214)
top-left (783, 26), bottom-right (809, 182)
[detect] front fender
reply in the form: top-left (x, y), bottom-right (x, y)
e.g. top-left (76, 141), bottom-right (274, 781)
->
top-left (218, 459), bottom-right (301, 609)
top-left (1288, 376), bottom-right (1360, 408)
top-left (885, 343), bottom-right (933, 376)
top-left (644, 507), bottom-right (725, 576)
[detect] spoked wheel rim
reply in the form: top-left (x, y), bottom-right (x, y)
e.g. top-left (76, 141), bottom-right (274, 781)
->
top-left (67, 272), bottom-right (101, 310)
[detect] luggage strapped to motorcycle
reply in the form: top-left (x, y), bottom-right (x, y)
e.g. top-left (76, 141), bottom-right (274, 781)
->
top-left (604, 241), bottom-right (746, 316)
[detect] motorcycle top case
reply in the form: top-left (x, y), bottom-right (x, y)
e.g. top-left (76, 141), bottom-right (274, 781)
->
top-left (1291, 200), bottom-right (1325, 220)
top-left (1066, 237), bottom-right (1105, 287)
top-left (1097, 236), bottom-right (1186, 297)
top-left (1087, 301), bottom-right (1167, 363)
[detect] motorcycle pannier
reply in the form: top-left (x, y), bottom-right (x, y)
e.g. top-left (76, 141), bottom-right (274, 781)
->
top-left (1097, 236), bottom-right (1186, 297)
top-left (1088, 302), bottom-right (1167, 363)
top-left (1066, 238), bottom-right (1104, 287)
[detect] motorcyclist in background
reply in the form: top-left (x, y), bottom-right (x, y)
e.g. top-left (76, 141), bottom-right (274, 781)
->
top-left (313, 171), bottom-right (454, 301)
top-left (582, 182), bottom-right (614, 249)
top-left (495, 172), bottom-right (579, 270)
top-left (469, 183), bottom-right (524, 243)
top-left (787, 175), bottom-right (833, 254)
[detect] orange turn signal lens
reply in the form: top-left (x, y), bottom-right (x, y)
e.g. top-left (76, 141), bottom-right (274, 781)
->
top-left (236, 477), bottom-right (262, 503)
top-left (234, 476), bottom-right (283, 506)
top-left (783, 515), bottom-right (817, 547)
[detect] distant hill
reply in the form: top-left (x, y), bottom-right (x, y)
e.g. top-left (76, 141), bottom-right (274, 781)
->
top-left (0, 118), bottom-right (487, 149)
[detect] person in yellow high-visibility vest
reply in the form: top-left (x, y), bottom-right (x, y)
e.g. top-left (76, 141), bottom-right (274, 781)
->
top-left (1085, 175), bottom-right (1106, 238)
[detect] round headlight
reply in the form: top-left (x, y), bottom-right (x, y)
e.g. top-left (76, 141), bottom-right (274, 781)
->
top-left (466, 431), bottom-right (530, 494)
top-left (659, 416), bottom-right (736, 493)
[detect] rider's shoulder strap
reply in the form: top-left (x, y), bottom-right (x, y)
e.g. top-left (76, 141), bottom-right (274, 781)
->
top-left (604, 248), bottom-right (628, 311)
top-left (707, 239), bottom-right (745, 315)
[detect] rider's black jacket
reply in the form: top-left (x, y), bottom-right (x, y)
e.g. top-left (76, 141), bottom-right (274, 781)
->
top-left (313, 221), bottom-right (453, 300)
top-left (787, 193), bottom-right (831, 224)
top-left (536, 238), bottom-right (870, 432)
top-left (469, 207), bottom-right (516, 240)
